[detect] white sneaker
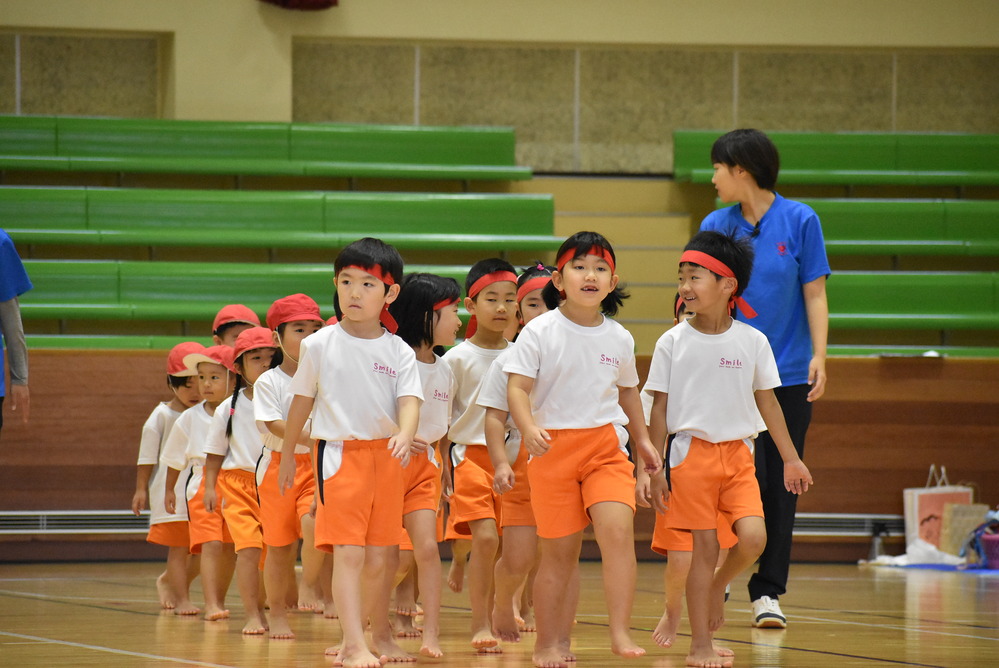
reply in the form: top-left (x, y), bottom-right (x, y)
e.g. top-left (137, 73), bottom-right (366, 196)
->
top-left (752, 596), bottom-right (787, 628)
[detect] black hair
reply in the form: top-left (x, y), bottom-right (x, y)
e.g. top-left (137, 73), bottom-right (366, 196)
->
top-left (213, 321), bottom-right (247, 339)
top-left (518, 261), bottom-right (555, 290)
top-left (710, 129), bottom-right (780, 191)
top-left (465, 257), bottom-right (517, 299)
top-left (224, 347), bottom-right (278, 439)
top-left (543, 231), bottom-right (628, 316)
top-left (168, 374), bottom-right (195, 389)
top-left (681, 230), bottom-right (755, 298)
top-left (332, 237), bottom-right (405, 319)
top-left (389, 272), bottom-right (462, 352)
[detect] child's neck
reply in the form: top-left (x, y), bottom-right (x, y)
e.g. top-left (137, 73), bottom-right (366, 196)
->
top-left (204, 399), bottom-right (224, 414)
top-left (414, 343), bottom-right (436, 364)
top-left (558, 302), bottom-right (603, 327)
top-left (469, 328), bottom-right (507, 350)
top-left (688, 309), bottom-right (733, 335)
top-left (339, 317), bottom-right (384, 340)
top-left (279, 359), bottom-right (298, 375)
top-left (167, 396), bottom-right (188, 412)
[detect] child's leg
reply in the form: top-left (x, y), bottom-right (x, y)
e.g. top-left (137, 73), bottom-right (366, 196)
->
top-left (588, 500), bottom-right (645, 659)
top-left (332, 544), bottom-right (381, 667)
top-left (532, 532), bottom-right (582, 668)
top-left (686, 529), bottom-right (728, 668)
top-left (235, 547), bottom-right (267, 635)
top-left (447, 538), bottom-right (471, 592)
top-left (654, 550), bottom-right (690, 648)
top-left (165, 546), bottom-right (199, 615)
top-left (467, 517), bottom-right (501, 650)
top-left (199, 541), bottom-right (231, 621)
top-left (365, 545), bottom-right (413, 663)
top-left (492, 525), bottom-right (537, 642)
top-left (517, 554), bottom-right (540, 631)
top-left (299, 513), bottom-right (326, 612)
top-left (264, 543), bottom-right (297, 639)
top-left (710, 517), bottom-right (766, 630)
top-left (392, 552), bottom-right (420, 638)
top-left (406, 509), bottom-right (444, 658)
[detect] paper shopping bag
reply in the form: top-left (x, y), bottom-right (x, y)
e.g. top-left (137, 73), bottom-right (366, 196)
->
top-left (903, 465), bottom-right (974, 549)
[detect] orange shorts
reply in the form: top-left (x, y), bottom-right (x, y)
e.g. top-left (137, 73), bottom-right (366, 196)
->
top-left (399, 448), bottom-right (442, 548)
top-left (526, 424), bottom-right (636, 539)
top-left (666, 436), bottom-right (763, 533)
top-left (451, 444), bottom-right (501, 533)
top-left (258, 450), bottom-right (315, 548)
top-left (147, 520), bottom-right (190, 549)
top-left (651, 514), bottom-right (738, 555)
top-left (500, 442), bottom-right (536, 528)
top-left (443, 498), bottom-right (471, 541)
top-left (187, 471), bottom-right (233, 553)
top-left (218, 468), bottom-right (264, 552)
top-left (315, 439), bottom-right (404, 550)
top-left (401, 502), bottom-right (446, 552)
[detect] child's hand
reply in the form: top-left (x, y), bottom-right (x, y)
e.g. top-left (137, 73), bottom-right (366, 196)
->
top-left (131, 489), bottom-right (147, 516)
top-left (389, 433), bottom-right (412, 468)
top-left (410, 437), bottom-right (429, 454)
top-left (203, 487), bottom-right (217, 514)
top-left (309, 495), bottom-right (317, 519)
top-left (493, 462), bottom-right (515, 495)
top-left (522, 426), bottom-right (552, 456)
top-left (636, 439), bottom-right (663, 475)
top-left (635, 470), bottom-right (651, 508)
top-left (784, 459), bottom-right (813, 494)
top-left (164, 489), bottom-right (177, 515)
top-left (649, 471), bottom-right (670, 514)
top-left (441, 467), bottom-right (454, 501)
top-left (278, 457), bottom-right (297, 495)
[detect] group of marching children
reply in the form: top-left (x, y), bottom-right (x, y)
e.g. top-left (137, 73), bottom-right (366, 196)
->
top-left (132, 229), bottom-right (813, 668)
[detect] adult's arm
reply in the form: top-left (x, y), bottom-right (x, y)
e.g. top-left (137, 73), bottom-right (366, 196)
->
top-left (0, 297), bottom-right (29, 422)
top-left (802, 276), bottom-right (828, 402)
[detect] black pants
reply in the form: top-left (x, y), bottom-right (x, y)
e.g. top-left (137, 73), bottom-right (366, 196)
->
top-left (747, 384), bottom-right (812, 602)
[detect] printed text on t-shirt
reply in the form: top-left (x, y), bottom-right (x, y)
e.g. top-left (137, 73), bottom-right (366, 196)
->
top-left (372, 362), bottom-right (398, 377)
top-left (719, 357), bottom-right (743, 369)
top-left (600, 354), bottom-right (620, 368)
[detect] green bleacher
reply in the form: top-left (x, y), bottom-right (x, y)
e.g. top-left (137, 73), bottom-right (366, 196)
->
top-left (0, 115), bottom-right (532, 181)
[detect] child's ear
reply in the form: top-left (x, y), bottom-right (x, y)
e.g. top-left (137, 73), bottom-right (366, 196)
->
top-left (271, 330), bottom-right (281, 346)
top-left (610, 273), bottom-right (620, 292)
top-left (551, 269), bottom-right (563, 292)
top-left (464, 295), bottom-right (477, 314)
top-left (384, 283), bottom-right (401, 304)
top-left (722, 276), bottom-right (737, 294)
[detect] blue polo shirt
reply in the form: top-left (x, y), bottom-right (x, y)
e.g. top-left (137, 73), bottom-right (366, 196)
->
top-left (699, 194), bottom-right (830, 387)
top-left (1, 230), bottom-right (33, 397)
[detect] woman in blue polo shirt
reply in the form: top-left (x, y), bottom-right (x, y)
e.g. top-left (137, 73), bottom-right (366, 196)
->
top-left (0, 229), bottom-right (32, 437)
top-left (699, 129), bottom-right (830, 630)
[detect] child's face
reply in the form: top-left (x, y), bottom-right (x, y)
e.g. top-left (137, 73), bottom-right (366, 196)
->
top-left (198, 362), bottom-right (235, 404)
top-left (465, 281), bottom-right (517, 336)
top-left (432, 303), bottom-right (462, 348)
top-left (553, 253), bottom-right (618, 309)
top-left (336, 267), bottom-right (397, 326)
top-left (237, 347), bottom-right (275, 385)
top-left (214, 323), bottom-right (253, 348)
top-left (172, 376), bottom-right (202, 408)
top-left (677, 263), bottom-right (734, 317)
top-left (277, 320), bottom-right (322, 360)
top-left (518, 288), bottom-right (548, 326)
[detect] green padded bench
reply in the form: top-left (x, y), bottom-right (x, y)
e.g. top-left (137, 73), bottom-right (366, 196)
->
top-left (0, 186), bottom-right (559, 253)
top-left (827, 344), bottom-right (999, 358)
top-left (0, 115), bottom-right (531, 181)
top-left (827, 271), bottom-right (999, 330)
top-left (674, 130), bottom-right (999, 186)
top-left (19, 259), bottom-right (470, 324)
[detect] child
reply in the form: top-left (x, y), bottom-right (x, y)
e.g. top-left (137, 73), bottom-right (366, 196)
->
top-left (254, 293), bottom-right (327, 639)
top-left (644, 230), bottom-right (813, 668)
top-left (212, 304), bottom-right (260, 347)
top-left (636, 295), bottom-right (738, 654)
top-left (161, 344), bottom-right (238, 621)
top-left (279, 237), bottom-right (422, 668)
top-left (131, 341), bottom-right (204, 613)
top-left (203, 327), bottom-right (276, 635)
top-left (505, 231), bottom-right (663, 668)
top-left (477, 262), bottom-right (555, 643)
top-left (387, 272), bottom-right (463, 658)
top-left (442, 257), bottom-right (518, 652)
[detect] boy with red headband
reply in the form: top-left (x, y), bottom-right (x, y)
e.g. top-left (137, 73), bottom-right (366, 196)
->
top-left (644, 230), bottom-right (812, 668)
top-left (442, 257), bottom-right (518, 652)
top-left (279, 237), bottom-right (422, 667)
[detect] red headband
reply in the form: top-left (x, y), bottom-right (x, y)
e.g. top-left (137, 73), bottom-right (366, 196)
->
top-left (464, 270), bottom-right (518, 339)
top-left (679, 250), bottom-right (757, 319)
top-left (432, 297), bottom-right (459, 311)
top-left (674, 295), bottom-right (685, 320)
top-left (338, 264), bottom-right (399, 333)
top-left (556, 245), bottom-right (616, 274)
top-left (516, 275), bottom-right (552, 303)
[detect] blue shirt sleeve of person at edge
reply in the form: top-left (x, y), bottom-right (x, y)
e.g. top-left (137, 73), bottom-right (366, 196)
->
top-left (0, 229), bottom-right (34, 397)
top-left (699, 194), bottom-right (830, 387)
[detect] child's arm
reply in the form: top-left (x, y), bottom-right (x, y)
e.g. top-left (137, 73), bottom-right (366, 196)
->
top-left (485, 407), bottom-right (514, 494)
top-left (279, 394), bottom-right (315, 494)
top-left (389, 395), bottom-right (420, 467)
top-left (163, 467), bottom-right (182, 515)
top-left (618, 385), bottom-right (663, 475)
top-left (202, 453), bottom-right (224, 513)
top-left (755, 388), bottom-right (813, 494)
top-left (131, 465), bottom-right (153, 515)
top-left (439, 437), bottom-right (454, 499)
top-left (507, 373), bottom-right (550, 456)
top-left (645, 391), bottom-right (670, 514)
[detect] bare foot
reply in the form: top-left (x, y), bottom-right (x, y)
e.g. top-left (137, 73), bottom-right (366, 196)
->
top-left (652, 608), bottom-right (679, 648)
top-left (324, 599), bottom-right (339, 619)
top-left (394, 613), bottom-right (422, 638)
top-left (708, 583), bottom-right (727, 633)
top-left (472, 628), bottom-right (500, 651)
top-left (419, 638), bottom-right (444, 659)
top-left (447, 558), bottom-right (466, 593)
top-left (559, 639), bottom-right (576, 662)
top-left (173, 600), bottom-right (201, 616)
top-left (339, 648), bottom-right (383, 668)
top-left (610, 630), bottom-right (646, 659)
top-left (685, 648), bottom-right (733, 668)
top-left (203, 607), bottom-right (230, 621)
top-left (492, 601), bottom-right (522, 643)
top-left (324, 643), bottom-right (342, 656)
top-left (714, 644), bottom-right (735, 657)
top-left (268, 615), bottom-right (295, 640)
top-left (242, 619), bottom-right (268, 635)
top-left (518, 608), bottom-right (537, 633)
top-left (373, 638), bottom-right (415, 662)
top-left (533, 646), bottom-right (568, 668)
top-left (156, 573), bottom-right (175, 610)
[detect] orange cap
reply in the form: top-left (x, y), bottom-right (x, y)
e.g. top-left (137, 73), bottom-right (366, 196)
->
top-left (266, 293), bottom-right (322, 330)
top-left (184, 345), bottom-right (237, 374)
top-left (233, 326), bottom-right (277, 362)
top-left (167, 341), bottom-right (205, 376)
top-left (212, 304), bottom-right (260, 332)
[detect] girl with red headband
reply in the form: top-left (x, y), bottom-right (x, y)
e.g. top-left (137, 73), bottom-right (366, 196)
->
top-left (442, 256), bottom-right (519, 652)
top-left (505, 231), bottom-right (663, 666)
top-left (644, 230), bottom-right (812, 668)
top-left (386, 272), bottom-right (463, 658)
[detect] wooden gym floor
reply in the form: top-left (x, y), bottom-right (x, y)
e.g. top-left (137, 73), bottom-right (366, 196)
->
top-left (0, 560), bottom-right (996, 667)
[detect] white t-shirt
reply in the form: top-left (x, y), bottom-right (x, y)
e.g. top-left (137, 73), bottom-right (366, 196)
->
top-left (503, 308), bottom-right (638, 430)
top-left (643, 319), bottom-right (780, 443)
top-left (416, 355), bottom-right (455, 446)
top-left (253, 366), bottom-right (311, 454)
top-left (204, 390), bottom-right (266, 472)
top-left (137, 402), bottom-right (185, 525)
top-left (443, 339), bottom-right (509, 453)
top-left (160, 400), bottom-right (216, 471)
top-left (476, 346), bottom-right (522, 463)
top-left (289, 324), bottom-right (423, 441)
